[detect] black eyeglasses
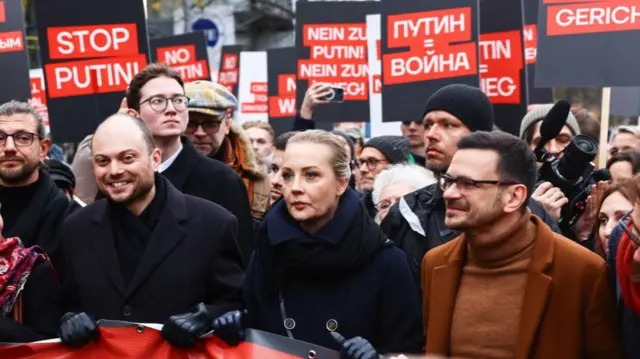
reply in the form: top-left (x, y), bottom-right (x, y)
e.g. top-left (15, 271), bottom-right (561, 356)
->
top-left (140, 95), bottom-right (189, 112)
top-left (186, 119), bottom-right (223, 134)
top-left (0, 131), bottom-right (40, 147)
top-left (439, 174), bottom-right (518, 192)
top-left (358, 157), bottom-right (388, 170)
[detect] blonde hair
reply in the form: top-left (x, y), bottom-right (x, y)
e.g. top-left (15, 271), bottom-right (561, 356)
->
top-left (241, 120), bottom-right (275, 141)
top-left (288, 130), bottom-right (351, 179)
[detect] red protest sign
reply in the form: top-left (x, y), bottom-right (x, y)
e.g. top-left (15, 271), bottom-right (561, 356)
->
top-left (241, 82), bottom-right (268, 113)
top-left (546, 0), bottom-right (640, 36)
top-left (156, 44), bottom-right (209, 82)
top-left (298, 23), bottom-right (369, 101)
top-left (0, 2), bottom-right (5, 23)
top-left (269, 74), bottom-right (296, 118)
top-left (523, 25), bottom-right (537, 65)
top-left (43, 23), bottom-right (146, 99)
top-left (479, 30), bottom-right (524, 105)
top-left (382, 7), bottom-right (478, 85)
top-left (0, 30), bottom-right (23, 53)
top-left (47, 24), bottom-right (138, 60)
top-left (44, 54), bottom-right (146, 98)
top-left (219, 52), bottom-right (239, 93)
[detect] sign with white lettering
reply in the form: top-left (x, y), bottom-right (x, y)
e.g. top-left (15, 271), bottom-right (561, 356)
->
top-left (295, 1), bottom-right (379, 122)
top-left (523, 0), bottom-right (553, 104)
top-left (380, 0), bottom-right (480, 123)
top-left (267, 47), bottom-right (333, 136)
top-left (34, 0), bottom-right (149, 142)
top-left (151, 32), bottom-right (211, 83)
top-left (536, 0), bottom-right (640, 86)
top-left (0, 0), bottom-right (31, 104)
top-left (479, 0), bottom-right (528, 135)
top-left (218, 45), bottom-right (242, 99)
top-left (238, 51), bottom-right (268, 124)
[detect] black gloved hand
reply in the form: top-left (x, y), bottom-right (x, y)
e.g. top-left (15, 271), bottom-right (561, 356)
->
top-left (161, 303), bottom-right (214, 348)
top-left (58, 312), bottom-right (100, 347)
top-left (330, 331), bottom-right (381, 359)
top-left (211, 310), bottom-right (246, 346)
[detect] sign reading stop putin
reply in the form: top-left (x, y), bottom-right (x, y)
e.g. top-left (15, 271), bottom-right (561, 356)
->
top-left (45, 24), bottom-right (146, 98)
top-left (34, 0), bottom-right (150, 143)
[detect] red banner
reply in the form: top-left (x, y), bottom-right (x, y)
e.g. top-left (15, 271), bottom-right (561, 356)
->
top-left (0, 326), bottom-right (340, 359)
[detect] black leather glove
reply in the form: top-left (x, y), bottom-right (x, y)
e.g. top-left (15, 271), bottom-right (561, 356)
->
top-left (58, 312), bottom-right (100, 347)
top-left (331, 331), bottom-right (382, 359)
top-left (211, 310), bottom-right (246, 346)
top-left (161, 303), bottom-right (214, 348)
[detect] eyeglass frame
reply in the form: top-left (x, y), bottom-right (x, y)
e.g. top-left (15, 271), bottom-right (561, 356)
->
top-left (439, 174), bottom-right (519, 192)
top-left (185, 111), bottom-right (231, 134)
top-left (0, 131), bottom-right (42, 147)
top-left (376, 199), bottom-right (397, 212)
top-left (139, 95), bottom-right (190, 113)
top-left (358, 157), bottom-right (388, 171)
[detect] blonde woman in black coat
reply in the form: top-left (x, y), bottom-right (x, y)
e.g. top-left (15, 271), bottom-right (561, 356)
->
top-left (211, 130), bottom-right (423, 357)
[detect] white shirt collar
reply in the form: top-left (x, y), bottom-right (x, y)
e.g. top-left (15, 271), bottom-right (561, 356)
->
top-left (158, 142), bottom-right (183, 173)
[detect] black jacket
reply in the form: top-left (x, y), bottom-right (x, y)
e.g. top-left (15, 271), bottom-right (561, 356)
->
top-left (161, 137), bottom-right (255, 267)
top-left (380, 183), bottom-right (563, 288)
top-left (61, 180), bottom-right (245, 323)
top-left (1, 170), bottom-right (75, 271)
top-left (0, 261), bottom-right (60, 342)
top-left (244, 190), bottom-right (423, 354)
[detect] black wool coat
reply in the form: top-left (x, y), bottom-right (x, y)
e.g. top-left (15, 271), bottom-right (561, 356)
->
top-left (61, 181), bottom-right (245, 323)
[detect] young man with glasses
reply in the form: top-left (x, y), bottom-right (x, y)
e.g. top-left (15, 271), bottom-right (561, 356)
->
top-left (184, 80), bottom-right (270, 221)
top-left (122, 64), bottom-right (255, 267)
top-left (422, 130), bottom-right (621, 359)
top-left (0, 100), bottom-right (74, 270)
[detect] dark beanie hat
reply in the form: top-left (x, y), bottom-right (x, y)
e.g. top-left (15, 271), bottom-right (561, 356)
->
top-left (423, 84), bottom-right (494, 132)
top-left (44, 159), bottom-right (76, 190)
top-left (363, 136), bottom-right (411, 164)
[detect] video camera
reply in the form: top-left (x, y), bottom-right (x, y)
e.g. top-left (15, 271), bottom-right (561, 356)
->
top-left (533, 100), bottom-right (610, 234)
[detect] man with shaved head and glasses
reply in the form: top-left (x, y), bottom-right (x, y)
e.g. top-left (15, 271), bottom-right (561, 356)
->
top-left (421, 130), bottom-right (622, 359)
top-left (0, 100), bottom-right (74, 269)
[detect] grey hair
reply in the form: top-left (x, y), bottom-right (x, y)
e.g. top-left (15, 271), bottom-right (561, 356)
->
top-left (372, 164), bottom-right (437, 205)
top-left (0, 100), bottom-right (46, 138)
top-left (287, 130), bottom-right (351, 179)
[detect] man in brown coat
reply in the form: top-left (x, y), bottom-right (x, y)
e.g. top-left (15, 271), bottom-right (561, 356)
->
top-left (422, 131), bottom-right (622, 359)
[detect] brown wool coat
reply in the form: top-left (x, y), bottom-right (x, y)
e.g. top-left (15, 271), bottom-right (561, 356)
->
top-left (421, 215), bottom-right (623, 359)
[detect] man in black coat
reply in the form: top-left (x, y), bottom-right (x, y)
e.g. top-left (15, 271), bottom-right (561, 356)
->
top-left (59, 114), bottom-right (244, 348)
top-left (0, 100), bottom-right (74, 270)
top-left (109, 63), bottom-right (254, 266)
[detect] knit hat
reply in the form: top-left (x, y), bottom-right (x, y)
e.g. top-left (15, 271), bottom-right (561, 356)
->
top-left (44, 159), bottom-right (76, 190)
top-left (363, 136), bottom-right (411, 164)
top-left (423, 84), bottom-right (494, 132)
top-left (519, 104), bottom-right (580, 139)
top-left (185, 80), bottom-right (238, 117)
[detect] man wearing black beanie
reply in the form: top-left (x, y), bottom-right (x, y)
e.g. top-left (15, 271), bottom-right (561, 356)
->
top-left (380, 84), bottom-right (561, 289)
top-left (358, 135), bottom-right (412, 217)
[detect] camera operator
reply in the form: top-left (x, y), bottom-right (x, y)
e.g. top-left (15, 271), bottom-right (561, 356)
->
top-left (519, 104), bottom-right (609, 245)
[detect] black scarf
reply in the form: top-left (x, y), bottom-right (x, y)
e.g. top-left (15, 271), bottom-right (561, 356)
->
top-left (0, 169), bottom-right (70, 246)
top-left (254, 188), bottom-right (387, 297)
top-left (109, 173), bottom-right (167, 286)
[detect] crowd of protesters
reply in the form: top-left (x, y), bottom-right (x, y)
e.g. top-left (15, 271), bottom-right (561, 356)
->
top-left (1, 63), bottom-right (640, 359)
